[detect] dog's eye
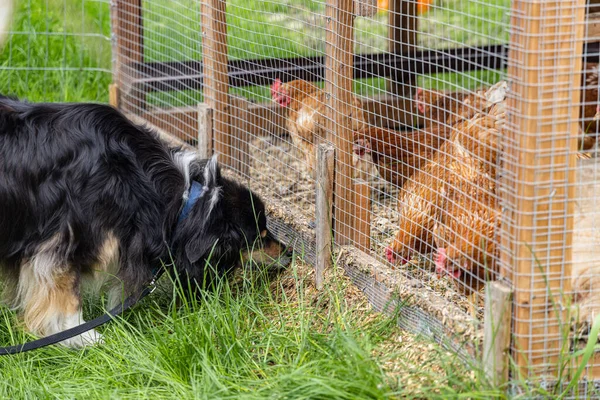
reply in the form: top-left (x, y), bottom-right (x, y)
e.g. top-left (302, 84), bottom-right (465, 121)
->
top-left (260, 230), bottom-right (267, 238)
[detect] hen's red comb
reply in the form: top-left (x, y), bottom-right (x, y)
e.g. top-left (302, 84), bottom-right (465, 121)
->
top-left (385, 247), bottom-right (396, 263)
top-left (271, 78), bottom-right (282, 92)
top-left (435, 247), bottom-right (447, 276)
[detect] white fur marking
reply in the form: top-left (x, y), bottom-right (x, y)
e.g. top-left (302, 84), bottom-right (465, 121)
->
top-left (54, 311), bottom-right (103, 348)
top-left (9, 235), bottom-right (103, 348)
top-left (208, 187), bottom-right (222, 216)
top-left (204, 154), bottom-right (219, 187)
top-left (203, 154), bottom-right (222, 216)
top-left (173, 150), bottom-right (198, 198)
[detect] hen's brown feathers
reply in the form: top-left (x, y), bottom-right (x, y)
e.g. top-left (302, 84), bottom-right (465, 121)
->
top-left (272, 79), bottom-right (367, 177)
top-left (353, 125), bottom-right (451, 187)
top-left (433, 176), bottom-right (500, 296)
top-left (387, 83), bottom-right (506, 264)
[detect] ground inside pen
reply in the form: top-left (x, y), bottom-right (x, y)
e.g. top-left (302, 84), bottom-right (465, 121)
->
top-left (0, 256), bottom-right (495, 398)
top-left (247, 134), bottom-right (479, 315)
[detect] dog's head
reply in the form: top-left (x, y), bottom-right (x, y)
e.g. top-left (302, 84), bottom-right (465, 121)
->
top-left (172, 156), bottom-right (291, 289)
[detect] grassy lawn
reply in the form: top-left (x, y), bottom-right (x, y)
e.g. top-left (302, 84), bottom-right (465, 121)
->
top-left (0, 260), bottom-right (500, 398)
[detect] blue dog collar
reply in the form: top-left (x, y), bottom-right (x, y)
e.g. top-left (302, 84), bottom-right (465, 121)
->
top-left (178, 181), bottom-right (207, 225)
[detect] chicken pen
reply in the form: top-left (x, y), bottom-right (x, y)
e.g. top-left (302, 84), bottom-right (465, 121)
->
top-left (109, 0), bottom-right (600, 393)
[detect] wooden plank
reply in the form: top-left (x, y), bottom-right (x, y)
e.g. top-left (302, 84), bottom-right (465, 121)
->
top-left (229, 95), bottom-right (250, 177)
top-left (128, 44), bottom-right (512, 93)
top-left (197, 104), bottom-right (213, 159)
top-left (353, 180), bottom-right (371, 253)
top-left (138, 94), bottom-right (410, 146)
top-left (111, 0), bottom-right (144, 112)
top-left (325, 0), bottom-right (357, 246)
top-left (201, 0), bottom-right (231, 167)
top-left (586, 12), bottom-right (600, 42)
top-left (250, 102), bottom-right (287, 137)
top-left (483, 282), bottom-right (513, 386)
top-left (387, 0), bottom-right (418, 100)
top-left (125, 112), bottom-right (188, 149)
top-left (502, 0), bottom-right (585, 378)
top-left (316, 144), bottom-right (335, 290)
top-left (336, 245), bottom-right (478, 359)
top-left (109, 84), bottom-right (120, 108)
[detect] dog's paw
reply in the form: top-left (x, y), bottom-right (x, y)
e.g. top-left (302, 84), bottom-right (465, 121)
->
top-left (60, 329), bottom-right (104, 349)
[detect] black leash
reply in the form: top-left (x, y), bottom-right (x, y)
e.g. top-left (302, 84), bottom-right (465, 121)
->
top-left (0, 268), bottom-right (165, 355)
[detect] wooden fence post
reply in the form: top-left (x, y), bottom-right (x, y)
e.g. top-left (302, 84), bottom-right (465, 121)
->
top-left (109, 83), bottom-right (120, 108)
top-left (197, 103), bottom-right (213, 158)
top-left (110, 0), bottom-right (144, 112)
top-left (501, 0), bottom-right (585, 379)
top-left (229, 95), bottom-right (251, 177)
top-left (316, 144), bottom-right (335, 290)
top-left (324, 0), bottom-right (356, 246)
top-left (483, 281), bottom-right (513, 386)
top-left (354, 180), bottom-right (371, 253)
top-left (201, 0), bottom-right (231, 168)
top-left (385, 0), bottom-right (418, 128)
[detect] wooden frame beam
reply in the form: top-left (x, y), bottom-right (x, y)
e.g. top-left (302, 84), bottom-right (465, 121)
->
top-left (201, 0), bottom-right (231, 167)
top-left (111, 0), bottom-right (144, 112)
top-left (325, 0), bottom-right (357, 246)
top-left (502, 0), bottom-right (585, 378)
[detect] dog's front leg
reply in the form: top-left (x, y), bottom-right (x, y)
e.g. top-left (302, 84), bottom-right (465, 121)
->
top-left (15, 257), bottom-right (102, 348)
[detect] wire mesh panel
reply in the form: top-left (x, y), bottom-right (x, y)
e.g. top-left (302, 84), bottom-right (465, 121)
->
top-left (350, 0), bottom-right (511, 329)
top-left (0, 0), bottom-right (111, 102)
top-left (110, 0), bottom-right (600, 389)
top-left (110, 0), bottom-right (510, 347)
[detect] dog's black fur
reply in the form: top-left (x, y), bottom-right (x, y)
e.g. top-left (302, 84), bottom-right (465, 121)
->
top-left (0, 95), bottom-right (287, 347)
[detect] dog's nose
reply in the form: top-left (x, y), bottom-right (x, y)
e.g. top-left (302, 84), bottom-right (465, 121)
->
top-left (281, 244), bottom-right (293, 258)
top-left (285, 247), bottom-right (294, 258)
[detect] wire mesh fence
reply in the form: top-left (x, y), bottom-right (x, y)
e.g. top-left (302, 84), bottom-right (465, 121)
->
top-left (109, 0), bottom-right (600, 391)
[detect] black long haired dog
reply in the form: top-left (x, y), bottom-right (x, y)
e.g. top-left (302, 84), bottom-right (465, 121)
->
top-left (0, 95), bottom-right (288, 347)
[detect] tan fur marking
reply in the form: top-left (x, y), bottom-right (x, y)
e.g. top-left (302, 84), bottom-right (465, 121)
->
top-left (23, 273), bottom-right (79, 336)
top-left (241, 239), bottom-right (286, 264)
top-left (84, 232), bottom-right (122, 308)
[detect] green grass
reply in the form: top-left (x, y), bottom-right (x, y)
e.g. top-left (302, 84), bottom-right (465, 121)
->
top-left (0, 0), bottom-right (111, 102)
top-left (0, 261), bottom-right (495, 398)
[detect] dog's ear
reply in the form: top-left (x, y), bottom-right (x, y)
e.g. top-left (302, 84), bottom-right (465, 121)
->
top-left (185, 233), bottom-right (218, 264)
top-left (203, 154), bottom-right (221, 188)
top-left (184, 231), bottom-right (238, 265)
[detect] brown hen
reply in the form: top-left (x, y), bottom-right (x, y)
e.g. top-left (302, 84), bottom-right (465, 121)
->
top-left (433, 176), bottom-right (500, 317)
top-left (271, 79), bottom-right (369, 179)
top-left (414, 86), bottom-right (491, 129)
top-left (351, 85), bottom-right (498, 190)
top-left (415, 64), bottom-right (599, 150)
top-left (352, 125), bottom-right (451, 188)
top-left (385, 82), bottom-right (507, 265)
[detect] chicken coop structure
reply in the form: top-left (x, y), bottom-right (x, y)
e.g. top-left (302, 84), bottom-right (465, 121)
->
top-left (107, 0), bottom-right (600, 393)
